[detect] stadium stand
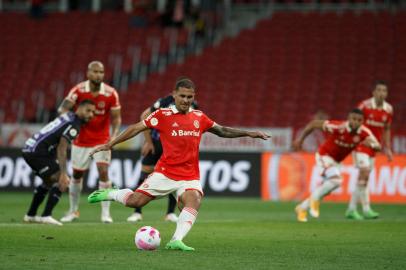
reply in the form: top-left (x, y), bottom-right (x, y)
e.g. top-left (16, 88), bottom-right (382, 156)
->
top-left (0, 11), bottom-right (189, 123)
top-left (123, 10), bottom-right (405, 132)
top-left (0, 9), bottom-right (404, 133)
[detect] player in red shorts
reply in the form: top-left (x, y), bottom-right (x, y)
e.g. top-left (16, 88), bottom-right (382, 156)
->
top-left (293, 109), bottom-right (381, 222)
top-left (87, 78), bottom-right (270, 251)
top-left (58, 61), bottom-right (122, 223)
top-left (346, 81), bottom-right (393, 220)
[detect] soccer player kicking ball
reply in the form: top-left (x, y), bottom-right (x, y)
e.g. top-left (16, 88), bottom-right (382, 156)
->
top-left (87, 78), bottom-right (270, 251)
top-left (293, 109), bottom-right (381, 222)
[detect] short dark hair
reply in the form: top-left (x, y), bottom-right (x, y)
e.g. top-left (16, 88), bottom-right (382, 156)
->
top-left (350, 108), bottom-right (364, 116)
top-left (373, 80), bottom-right (387, 88)
top-left (175, 76), bottom-right (195, 90)
top-left (78, 99), bottom-right (95, 106)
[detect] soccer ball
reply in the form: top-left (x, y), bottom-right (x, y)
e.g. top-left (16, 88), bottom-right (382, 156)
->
top-left (134, 226), bottom-right (161, 250)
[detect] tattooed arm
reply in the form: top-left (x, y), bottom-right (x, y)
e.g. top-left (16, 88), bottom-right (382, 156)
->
top-left (208, 124), bottom-right (270, 140)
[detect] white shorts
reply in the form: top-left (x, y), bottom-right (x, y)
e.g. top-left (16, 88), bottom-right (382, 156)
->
top-left (315, 153), bottom-right (341, 179)
top-left (71, 144), bottom-right (111, 171)
top-left (136, 172), bottom-right (203, 200)
top-left (353, 151), bottom-right (374, 170)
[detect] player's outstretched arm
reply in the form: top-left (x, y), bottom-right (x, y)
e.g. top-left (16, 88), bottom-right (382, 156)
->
top-left (293, 120), bottom-right (325, 151)
top-left (140, 108), bottom-right (155, 156)
top-left (90, 121), bottom-right (148, 156)
top-left (208, 124), bottom-right (270, 140)
top-left (362, 136), bottom-right (382, 151)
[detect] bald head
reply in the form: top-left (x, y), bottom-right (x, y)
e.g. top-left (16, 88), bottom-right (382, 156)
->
top-left (87, 61), bottom-right (105, 88)
top-left (88, 61), bottom-right (104, 70)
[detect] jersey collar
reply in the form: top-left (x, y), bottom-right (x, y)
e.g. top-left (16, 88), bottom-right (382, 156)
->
top-left (345, 121), bottom-right (361, 134)
top-left (371, 97), bottom-right (389, 111)
top-left (85, 80), bottom-right (105, 95)
top-left (169, 104), bottom-right (193, 114)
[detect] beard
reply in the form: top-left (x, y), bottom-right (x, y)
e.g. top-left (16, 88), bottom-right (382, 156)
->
top-left (91, 79), bottom-right (102, 87)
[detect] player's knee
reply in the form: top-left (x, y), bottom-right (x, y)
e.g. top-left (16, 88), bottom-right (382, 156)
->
top-left (328, 176), bottom-right (342, 187)
top-left (180, 190), bottom-right (202, 210)
top-left (358, 168), bottom-right (370, 184)
top-left (324, 166), bottom-right (341, 180)
top-left (141, 165), bottom-right (154, 174)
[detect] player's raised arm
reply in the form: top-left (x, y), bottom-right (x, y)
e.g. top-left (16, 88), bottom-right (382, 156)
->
top-left (293, 120), bottom-right (325, 151)
top-left (208, 123), bottom-right (270, 140)
top-left (90, 121), bottom-right (148, 156)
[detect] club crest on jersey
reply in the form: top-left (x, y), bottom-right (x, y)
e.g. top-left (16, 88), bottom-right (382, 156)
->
top-left (98, 101), bottom-right (105, 108)
top-left (193, 120), bottom-right (199, 128)
top-left (353, 136), bottom-right (360, 143)
top-left (150, 118), bottom-right (158, 126)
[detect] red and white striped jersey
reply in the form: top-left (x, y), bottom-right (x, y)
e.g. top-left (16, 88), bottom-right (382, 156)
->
top-left (65, 80), bottom-right (121, 146)
top-left (355, 98), bottom-right (393, 156)
top-left (318, 120), bottom-right (377, 162)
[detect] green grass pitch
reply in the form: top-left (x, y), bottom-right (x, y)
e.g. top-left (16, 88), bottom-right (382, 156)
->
top-left (1, 191), bottom-right (405, 270)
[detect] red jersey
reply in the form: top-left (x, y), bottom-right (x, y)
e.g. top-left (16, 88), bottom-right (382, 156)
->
top-left (355, 98), bottom-right (393, 156)
top-left (143, 107), bottom-right (215, 180)
top-left (318, 120), bottom-right (376, 162)
top-left (66, 81), bottom-right (121, 147)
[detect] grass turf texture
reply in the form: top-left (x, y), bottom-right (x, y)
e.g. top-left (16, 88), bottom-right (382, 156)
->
top-left (1, 192), bottom-right (405, 270)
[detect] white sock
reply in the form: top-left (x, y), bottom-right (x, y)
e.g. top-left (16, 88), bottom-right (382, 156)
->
top-left (358, 185), bottom-right (371, 212)
top-left (311, 178), bottom-right (341, 201)
top-left (69, 178), bottom-right (82, 213)
top-left (348, 185), bottom-right (361, 211)
top-left (99, 181), bottom-right (112, 216)
top-left (299, 198), bottom-right (310, 210)
top-left (107, 189), bottom-right (133, 205)
top-left (172, 207), bottom-right (198, 241)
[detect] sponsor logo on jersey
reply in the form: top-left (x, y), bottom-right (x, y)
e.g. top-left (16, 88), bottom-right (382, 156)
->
top-left (334, 139), bottom-right (355, 148)
top-left (171, 130), bottom-right (200, 137)
top-left (193, 120), bottom-right (199, 128)
top-left (366, 119), bottom-right (385, 127)
top-left (150, 118), bottom-right (158, 126)
top-left (94, 109), bottom-right (106, 115)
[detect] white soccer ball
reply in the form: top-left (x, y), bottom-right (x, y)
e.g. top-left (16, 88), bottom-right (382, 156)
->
top-left (134, 226), bottom-right (161, 250)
